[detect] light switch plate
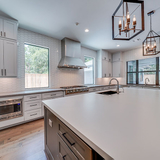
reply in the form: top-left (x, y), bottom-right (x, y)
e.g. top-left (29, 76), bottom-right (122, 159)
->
top-left (49, 119), bottom-right (52, 127)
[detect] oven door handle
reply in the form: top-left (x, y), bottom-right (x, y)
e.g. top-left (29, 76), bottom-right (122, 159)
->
top-left (0, 101), bottom-right (22, 106)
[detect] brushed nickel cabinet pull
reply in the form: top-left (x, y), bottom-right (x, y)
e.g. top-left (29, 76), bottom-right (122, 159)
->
top-left (30, 96), bottom-right (37, 99)
top-left (4, 69), bottom-right (6, 76)
top-left (30, 104), bottom-right (37, 107)
top-left (30, 113), bottom-right (37, 116)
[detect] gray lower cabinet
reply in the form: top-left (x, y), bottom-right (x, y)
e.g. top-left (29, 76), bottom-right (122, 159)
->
top-left (44, 107), bottom-right (104, 160)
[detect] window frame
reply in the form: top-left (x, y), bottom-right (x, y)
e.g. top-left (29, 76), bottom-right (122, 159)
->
top-left (126, 57), bottom-right (159, 85)
top-left (84, 55), bottom-right (95, 85)
top-left (24, 42), bottom-right (50, 89)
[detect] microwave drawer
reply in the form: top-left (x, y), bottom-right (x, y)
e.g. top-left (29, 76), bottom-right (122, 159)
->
top-left (57, 119), bottom-right (92, 160)
top-left (24, 100), bottom-right (41, 111)
top-left (24, 94), bottom-right (41, 102)
top-left (24, 109), bottom-right (41, 121)
top-left (42, 91), bottom-right (63, 100)
top-left (57, 134), bottom-right (78, 160)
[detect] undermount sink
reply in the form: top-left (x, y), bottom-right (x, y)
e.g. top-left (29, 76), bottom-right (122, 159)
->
top-left (98, 90), bottom-right (118, 95)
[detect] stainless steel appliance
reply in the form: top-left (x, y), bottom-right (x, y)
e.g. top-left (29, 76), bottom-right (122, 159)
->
top-left (60, 86), bottom-right (89, 95)
top-left (0, 97), bottom-right (23, 121)
top-left (58, 38), bottom-right (87, 69)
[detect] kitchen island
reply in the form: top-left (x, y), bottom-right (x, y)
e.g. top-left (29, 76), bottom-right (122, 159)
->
top-left (43, 88), bottom-right (160, 160)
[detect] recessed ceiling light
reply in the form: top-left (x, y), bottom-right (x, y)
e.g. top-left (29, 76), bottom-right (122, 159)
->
top-left (85, 29), bottom-right (89, 32)
top-left (117, 45), bottom-right (120, 47)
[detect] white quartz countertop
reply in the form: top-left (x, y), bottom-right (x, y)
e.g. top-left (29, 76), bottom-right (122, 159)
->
top-left (43, 88), bottom-right (160, 160)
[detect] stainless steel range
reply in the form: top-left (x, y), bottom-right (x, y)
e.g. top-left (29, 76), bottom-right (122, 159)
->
top-left (60, 86), bottom-right (89, 95)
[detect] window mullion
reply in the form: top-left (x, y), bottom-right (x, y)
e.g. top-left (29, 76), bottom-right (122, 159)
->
top-left (156, 57), bottom-right (159, 85)
top-left (136, 60), bottom-right (138, 84)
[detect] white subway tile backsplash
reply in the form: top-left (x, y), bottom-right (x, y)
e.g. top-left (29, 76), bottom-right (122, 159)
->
top-left (0, 28), bottom-right (85, 93)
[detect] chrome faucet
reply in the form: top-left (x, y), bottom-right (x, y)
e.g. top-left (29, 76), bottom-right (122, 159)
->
top-left (109, 78), bottom-right (119, 94)
top-left (145, 78), bottom-right (150, 85)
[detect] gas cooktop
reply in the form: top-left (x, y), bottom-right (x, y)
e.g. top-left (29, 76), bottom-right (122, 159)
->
top-left (60, 85), bottom-right (89, 95)
top-left (60, 85), bottom-right (87, 89)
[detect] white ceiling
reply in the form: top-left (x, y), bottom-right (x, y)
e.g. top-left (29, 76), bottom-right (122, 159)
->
top-left (0, 0), bottom-right (160, 52)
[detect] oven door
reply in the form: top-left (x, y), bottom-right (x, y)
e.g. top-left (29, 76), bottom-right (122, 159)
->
top-left (0, 100), bottom-right (22, 121)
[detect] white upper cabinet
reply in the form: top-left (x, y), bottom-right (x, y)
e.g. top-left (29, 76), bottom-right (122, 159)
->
top-left (0, 16), bottom-right (18, 40)
top-left (102, 60), bottom-right (112, 78)
top-left (0, 40), bottom-right (17, 77)
top-left (97, 50), bottom-right (112, 78)
top-left (0, 18), bottom-right (3, 37)
top-left (112, 61), bottom-right (123, 77)
top-left (0, 39), bottom-right (3, 76)
top-left (102, 50), bottom-right (112, 61)
top-left (3, 40), bottom-right (17, 77)
top-left (112, 52), bottom-right (123, 62)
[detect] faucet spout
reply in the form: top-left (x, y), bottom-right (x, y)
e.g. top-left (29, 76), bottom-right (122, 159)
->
top-left (109, 78), bottom-right (119, 94)
top-left (145, 78), bottom-right (150, 85)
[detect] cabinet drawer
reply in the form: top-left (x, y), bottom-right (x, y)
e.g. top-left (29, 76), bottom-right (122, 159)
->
top-left (57, 119), bottom-right (92, 160)
top-left (57, 134), bottom-right (78, 160)
top-left (24, 94), bottom-right (41, 102)
top-left (42, 91), bottom-right (63, 100)
top-left (24, 100), bottom-right (41, 111)
top-left (24, 109), bottom-right (41, 120)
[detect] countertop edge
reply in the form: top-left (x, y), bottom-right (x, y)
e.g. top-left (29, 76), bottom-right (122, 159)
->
top-left (0, 89), bottom-right (64, 98)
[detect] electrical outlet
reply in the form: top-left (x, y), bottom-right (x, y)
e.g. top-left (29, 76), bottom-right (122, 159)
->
top-left (49, 119), bottom-right (52, 127)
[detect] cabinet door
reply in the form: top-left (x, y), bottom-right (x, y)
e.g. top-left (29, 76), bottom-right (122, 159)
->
top-left (3, 40), bottom-right (17, 77)
top-left (0, 18), bottom-right (3, 37)
top-left (3, 20), bottom-right (17, 40)
top-left (0, 39), bottom-right (3, 76)
top-left (112, 52), bottom-right (122, 62)
top-left (108, 61), bottom-right (112, 77)
top-left (102, 60), bottom-right (108, 78)
top-left (112, 61), bottom-right (123, 77)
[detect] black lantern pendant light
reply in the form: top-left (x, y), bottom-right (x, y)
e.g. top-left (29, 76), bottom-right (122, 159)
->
top-left (112, 0), bottom-right (144, 40)
top-left (143, 10), bottom-right (160, 56)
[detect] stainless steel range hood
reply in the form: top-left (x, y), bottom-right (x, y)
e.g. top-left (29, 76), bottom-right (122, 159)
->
top-left (58, 38), bottom-right (87, 69)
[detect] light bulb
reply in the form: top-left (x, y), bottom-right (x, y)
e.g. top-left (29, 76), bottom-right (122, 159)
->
top-left (133, 15), bottom-right (136, 22)
top-left (127, 12), bottom-right (130, 19)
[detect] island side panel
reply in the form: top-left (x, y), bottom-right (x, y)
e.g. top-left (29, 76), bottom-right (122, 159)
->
top-left (44, 106), bottom-right (58, 160)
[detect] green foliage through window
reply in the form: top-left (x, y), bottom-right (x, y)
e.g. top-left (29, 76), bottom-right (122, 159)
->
top-left (25, 44), bottom-right (49, 74)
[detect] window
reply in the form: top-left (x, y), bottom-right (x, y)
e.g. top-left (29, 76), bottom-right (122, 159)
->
top-left (127, 61), bottom-right (137, 84)
top-left (25, 44), bottom-right (49, 88)
top-left (127, 57), bottom-right (158, 85)
top-left (84, 56), bottom-right (94, 84)
top-left (138, 58), bottom-right (156, 84)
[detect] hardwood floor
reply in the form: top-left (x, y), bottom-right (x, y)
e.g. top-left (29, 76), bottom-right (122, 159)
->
top-left (0, 119), bottom-right (47, 160)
